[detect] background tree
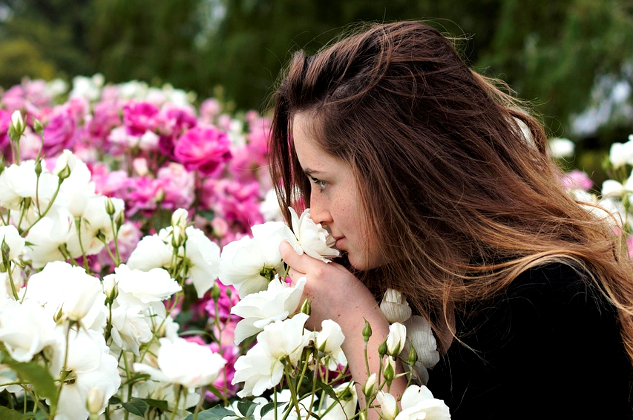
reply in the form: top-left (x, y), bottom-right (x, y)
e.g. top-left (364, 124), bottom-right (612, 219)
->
top-left (0, 0), bottom-right (632, 180)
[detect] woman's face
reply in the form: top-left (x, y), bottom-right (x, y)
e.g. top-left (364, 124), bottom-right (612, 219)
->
top-left (292, 112), bottom-right (385, 270)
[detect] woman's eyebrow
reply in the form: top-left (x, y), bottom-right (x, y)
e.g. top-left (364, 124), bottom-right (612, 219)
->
top-left (303, 168), bottom-right (324, 176)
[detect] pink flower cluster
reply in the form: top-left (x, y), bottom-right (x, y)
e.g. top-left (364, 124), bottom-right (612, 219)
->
top-left (1, 78), bottom-right (270, 241)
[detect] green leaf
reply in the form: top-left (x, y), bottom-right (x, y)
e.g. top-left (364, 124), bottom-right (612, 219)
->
top-left (205, 385), bottom-right (225, 401)
top-left (260, 402), bottom-right (275, 417)
top-left (144, 398), bottom-right (169, 411)
top-left (315, 380), bottom-right (338, 401)
top-left (0, 406), bottom-right (33, 420)
top-left (9, 362), bottom-right (58, 402)
top-left (237, 400), bottom-right (255, 416)
top-left (184, 405), bottom-right (236, 420)
top-left (122, 398), bottom-right (150, 416)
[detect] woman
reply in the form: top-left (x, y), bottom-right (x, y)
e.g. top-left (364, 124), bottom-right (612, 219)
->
top-left (268, 21), bottom-right (633, 419)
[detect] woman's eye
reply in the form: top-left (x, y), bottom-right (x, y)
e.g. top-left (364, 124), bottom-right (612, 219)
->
top-left (310, 176), bottom-right (327, 190)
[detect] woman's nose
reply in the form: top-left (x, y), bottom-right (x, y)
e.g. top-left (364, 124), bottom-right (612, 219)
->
top-left (309, 196), bottom-right (333, 226)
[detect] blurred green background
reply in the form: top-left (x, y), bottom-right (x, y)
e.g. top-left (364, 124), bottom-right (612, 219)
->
top-left (1, 0), bottom-right (632, 183)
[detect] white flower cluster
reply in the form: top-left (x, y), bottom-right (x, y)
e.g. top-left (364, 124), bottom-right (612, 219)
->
top-left (0, 148), bottom-right (228, 419)
top-left (0, 150), bottom-right (125, 269)
top-left (567, 134), bottom-right (633, 229)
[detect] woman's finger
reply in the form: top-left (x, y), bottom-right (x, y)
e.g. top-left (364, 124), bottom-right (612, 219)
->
top-left (279, 240), bottom-right (321, 271)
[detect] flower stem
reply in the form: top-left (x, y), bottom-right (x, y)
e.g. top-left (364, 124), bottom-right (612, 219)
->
top-left (169, 385), bottom-right (183, 420)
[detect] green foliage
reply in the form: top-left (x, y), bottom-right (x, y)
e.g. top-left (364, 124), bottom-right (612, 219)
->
top-left (0, 38), bottom-right (55, 87)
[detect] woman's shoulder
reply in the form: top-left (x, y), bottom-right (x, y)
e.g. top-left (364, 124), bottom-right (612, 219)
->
top-left (503, 261), bottom-right (615, 322)
top-left (430, 261), bottom-right (633, 419)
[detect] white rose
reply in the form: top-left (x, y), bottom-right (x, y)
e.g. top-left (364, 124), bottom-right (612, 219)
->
top-left (233, 313), bottom-right (311, 397)
top-left (376, 391), bottom-right (398, 420)
top-left (610, 136), bottom-right (633, 168)
top-left (56, 150), bottom-right (97, 218)
top-left (380, 289), bottom-right (412, 323)
top-left (402, 315), bottom-right (440, 385)
top-left (316, 319), bottom-right (345, 354)
top-left (231, 277), bottom-right (306, 344)
top-left (109, 305), bottom-right (153, 356)
top-left (133, 337), bottom-right (226, 388)
top-left (127, 234), bottom-right (173, 271)
top-left (548, 137), bottom-right (575, 158)
top-left (316, 319), bottom-right (347, 370)
top-left (66, 195), bottom-right (124, 257)
top-left (219, 225), bottom-right (289, 298)
top-left (0, 160), bottom-right (58, 211)
top-left (49, 327), bottom-right (120, 420)
top-left (23, 212), bottom-right (74, 268)
top-left (232, 341), bottom-right (281, 398)
top-left (395, 385), bottom-right (450, 420)
top-left (110, 264), bottom-right (181, 308)
top-left (22, 261), bottom-right (107, 330)
top-left (289, 207), bottom-right (339, 262)
top-left (320, 382), bottom-right (357, 420)
top-left (0, 299), bottom-right (57, 362)
top-left (602, 179), bottom-right (625, 197)
top-left (181, 226), bottom-right (221, 298)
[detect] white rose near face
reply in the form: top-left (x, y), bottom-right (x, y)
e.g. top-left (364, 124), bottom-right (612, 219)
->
top-left (289, 207), bottom-right (340, 262)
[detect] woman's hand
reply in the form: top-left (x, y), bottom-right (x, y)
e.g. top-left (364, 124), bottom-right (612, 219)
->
top-left (280, 240), bottom-right (377, 330)
top-left (279, 241), bottom-right (406, 416)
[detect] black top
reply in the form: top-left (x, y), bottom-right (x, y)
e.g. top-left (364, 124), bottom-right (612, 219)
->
top-left (428, 263), bottom-right (633, 419)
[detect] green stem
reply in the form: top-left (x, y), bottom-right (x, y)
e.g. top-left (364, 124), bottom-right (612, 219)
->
top-left (22, 181), bottom-right (63, 236)
top-left (168, 385), bottom-right (183, 420)
top-left (191, 386), bottom-right (208, 420)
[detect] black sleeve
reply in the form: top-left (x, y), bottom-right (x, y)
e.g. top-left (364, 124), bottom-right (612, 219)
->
top-left (429, 263), bottom-right (633, 420)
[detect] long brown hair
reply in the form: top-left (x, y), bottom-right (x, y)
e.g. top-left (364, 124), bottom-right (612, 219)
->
top-left (268, 21), bottom-right (633, 361)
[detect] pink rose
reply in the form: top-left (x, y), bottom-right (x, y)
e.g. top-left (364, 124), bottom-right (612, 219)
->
top-left (124, 176), bottom-right (165, 217)
top-left (43, 106), bottom-right (78, 156)
top-left (157, 106), bottom-right (198, 159)
top-left (86, 98), bottom-right (122, 148)
top-left (0, 109), bottom-right (11, 155)
top-left (90, 163), bottom-right (130, 198)
top-left (156, 162), bottom-right (195, 210)
top-left (201, 179), bottom-right (263, 233)
top-left (123, 101), bottom-right (161, 136)
top-left (199, 98), bottom-right (221, 124)
top-left (561, 169), bottom-right (593, 191)
top-left (174, 125), bottom-right (232, 175)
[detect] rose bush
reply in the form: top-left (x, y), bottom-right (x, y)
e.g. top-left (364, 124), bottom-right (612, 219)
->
top-left (0, 75), bottom-right (630, 420)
